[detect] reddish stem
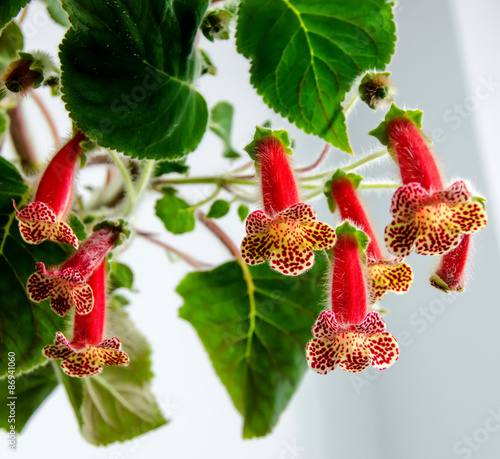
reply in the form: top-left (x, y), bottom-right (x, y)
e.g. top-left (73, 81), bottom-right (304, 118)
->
top-left (7, 105), bottom-right (39, 172)
top-left (31, 90), bottom-right (60, 146)
top-left (257, 137), bottom-right (300, 217)
top-left (434, 235), bottom-right (471, 291)
top-left (71, 261), bottom-right (106, 349)
top-left (35, 131), bottom-right (86, 219)
top-left (330, 234), bottom-right (367, 325)
top-left (387, 117), bottom-right (443, 192)
top-left (330, 177), bottom-right (384, 261)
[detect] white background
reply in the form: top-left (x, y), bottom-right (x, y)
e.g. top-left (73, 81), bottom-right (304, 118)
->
top-left (3, 0), bottom-right (500, 458)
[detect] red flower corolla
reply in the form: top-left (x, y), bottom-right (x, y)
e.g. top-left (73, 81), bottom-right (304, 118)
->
top-left (241, 128), bottom-right (336, 276)
top-left (306, 222), bottom-right (399, 374)
top-left (14, 131), bottom-right (86, 248)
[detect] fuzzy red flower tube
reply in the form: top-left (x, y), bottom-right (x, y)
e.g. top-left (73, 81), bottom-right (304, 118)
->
top-left (325, 169), bottom-right (413, 303)
top-left (14, 130), bottom-right (86, 248)
top-left (241, 127), bottom-right (336, 276)
top-left (43, 261), bottom-right (129, 377)
top-left (306, 222), bottom-right (399, 374)
top-left (26, 222), bottom-right (127, 316)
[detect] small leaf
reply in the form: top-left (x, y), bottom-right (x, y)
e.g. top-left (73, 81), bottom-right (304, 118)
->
top-left (42, 0), bottom-right (70, 27)
top-left (0, 21), bottom-right (23, 69)
top-left (155, 187), bottom-right (195, 235)
top-left (109, 261), bottom-right (134, 291)
top-left (0, 363), bottom-right (58, 433)
top-left (209, 102), bottom-right (240, 159)
top-left (155, 158), bottom-right (189, 177)
top-left (59, 304), bottom-right (167, 445)
top-left (0, 0), bottom-right (29, 33)
top-left (236, 0), bottom-right (396, 153)
top-left (237, 204), bottom-right (249, 222)
top-left (178, 258), bottom-right (327, 438)
top-left (0, 157), bottom-right (69, 377)
top-left (60, 0), bottom-right (210, 160)
top-left (206, 199), bottom-right (230, 219)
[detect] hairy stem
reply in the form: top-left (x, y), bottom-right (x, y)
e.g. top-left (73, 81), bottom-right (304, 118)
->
top-left (108, 150), bottom-right (136, 216)
top-left (7, 104), bottom-right (39, 173)
top-left (296, 143), bottom-right (331, 173)
top-left (30, 90), bottom-right (60, 146)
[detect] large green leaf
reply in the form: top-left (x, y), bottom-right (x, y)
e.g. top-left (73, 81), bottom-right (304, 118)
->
top-left (236, 0), bottom-right (396, 153)
top-left (60, 304), bottom-right (167, 445)
top-left (0, 1), bottom-right (29, 32)
top-left (0, 157), bottom-right (69, 377)
top-left (0, 363), bottom-right (58, 433)
top-left (60, 0), bottom-right (209, 160)
top-left (178, 257), bottom-right (328, 438)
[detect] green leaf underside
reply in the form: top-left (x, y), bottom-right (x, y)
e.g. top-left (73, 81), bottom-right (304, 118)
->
top-left (0, 1), bottom-right (29, 33)
top-left (60, 304), bottom-right (167, 446)
top-left (60, 0), bottom-right (209, 160)
top-left (0, 157), bottom-right (69, 377)
top-left (209, 102), bottom-right (240, 158)
top-left (236, 0), bottom-right (396, 153)
top-left (0, 363), bottom-right (58, 433)
top-left (42, 0), bottom-right (70, 27)
top-left (0, 21), bottom-right (24, 70)
top-left (178, 257), bottom-right (327, 438)
top-left (155, 187), bottom-right (195, 234)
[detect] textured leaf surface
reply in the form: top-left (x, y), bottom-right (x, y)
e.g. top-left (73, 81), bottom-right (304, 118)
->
top-left (0, 157), bottom-right (68, 377)
top-left (60, 0), bottom-right (209, 159)
top-left (178, 257), bottom-right (327, 438)
top-left (60, 305), bottom-right (167, 445)
top-left (236, 0), bottom-right (396, 152)
top-left (155, 187), bottom-right (195, 234)
top-left (0, 363), bottom-right (58, 433)
top-left (0, 0), bottom-right (29, 32)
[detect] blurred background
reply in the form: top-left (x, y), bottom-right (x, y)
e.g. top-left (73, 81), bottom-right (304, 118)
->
top-left (2, 0), bottom-right (500, 458)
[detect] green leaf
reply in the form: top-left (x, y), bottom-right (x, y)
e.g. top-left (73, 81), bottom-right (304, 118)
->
top-left (155, 187), bottom-right (195, 234)
top-left (0, 111), bottom-right (8, 142)
top-left (0, 1), bottom-right (29, 33)
top-left (206, 199), bottom-right (230, 219)
top-left (237, 204), bottom-right (249, 222)
top-left (178, 257), bottom-right (328, 438)
top-left (0, 21), bottom-right (23, 70)
top-left (109, 261), bottom-right (134, 291)
top-left (0, 157), bottom-right (69, 377)
top-left (60, 0), bottom-right (209, 160)
top-left (42, 0), bottom-right (70, 27)
top-left (209, 102), bottom-right (240, 158)
top-left (59, 305), bottom-right (167, 445)
top-left (67, 214), bottom-right (87, 241)
top-left (236, 0), bottom-right (396, 153)
top-left (0, 363), bottom-right (58, 433)
top-left (155, 158), bottom-right (189, 176)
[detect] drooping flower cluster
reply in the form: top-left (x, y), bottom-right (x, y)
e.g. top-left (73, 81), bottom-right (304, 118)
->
top-left (241, 127), bottom-right (336, 275)
top-left (306, 223), bottom-right (399, 374)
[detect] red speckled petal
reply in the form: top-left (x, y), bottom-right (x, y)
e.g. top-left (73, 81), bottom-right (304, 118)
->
top-left (390, 183), bottom-right (428, 218)
top-left (384, 217), bottom-right (419, 257)
top-left (452, 202), bottom-right (488, 234)
top-left (14, 201), bottom-right (78, 248)
top-left (366, 332), bottom-right (399, 369)
top-left (268, 235), bottom-right (315, 276)
top-left (435, 180), bottom-right (470, 205)
top-left (43, 333), bottom-right (129, 378)
top-left (278, 203), bottom-right (316, 224)
top-left (241, 234), bottom-right (273, 265)
top-left (414, 204), bottom-right (463, 255)
top-left (245, 210), bottom-right (271, 235)
top-left (306, 337), bottom-right (342, 375)
top-left (355, 311), bottom-right (387, 336)
top-left (302, 221), bottom-right (337, 251)
top-left (27, 264), bottom-right (93, 316)
top-left (311, 310), bottom-right (340, 339)
top-left (367, 261), bottom-right (413, 303)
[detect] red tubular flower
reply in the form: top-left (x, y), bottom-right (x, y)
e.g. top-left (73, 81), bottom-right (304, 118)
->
top-left (26, 222), bottom-right (126, 316)
top-left (14, 130), bottom-right (86, 248)
top-left (306, 222), bottom-right (399, 374)
top-left (325, 170), bottom-right (413, 303)
top-left (43, 262), bottom-right (129, 377)
top-left (241, 127), bottom-right (336, 275)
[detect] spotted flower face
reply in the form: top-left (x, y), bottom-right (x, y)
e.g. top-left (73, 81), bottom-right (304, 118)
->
top-left (27, 262), bottom-right (93, 316)
top-left (14, 201), bottom-right (78, 248)
top-left (385, 181), bottom-right (487, 257)
top-left (367, 259), bottom-right (413, 304)
top-left (241, 203), bottom-right (336, 275)
top-left (306, 311), bottom-right (399, 374)
top-left (43, 332), bottom-right (129, 377)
